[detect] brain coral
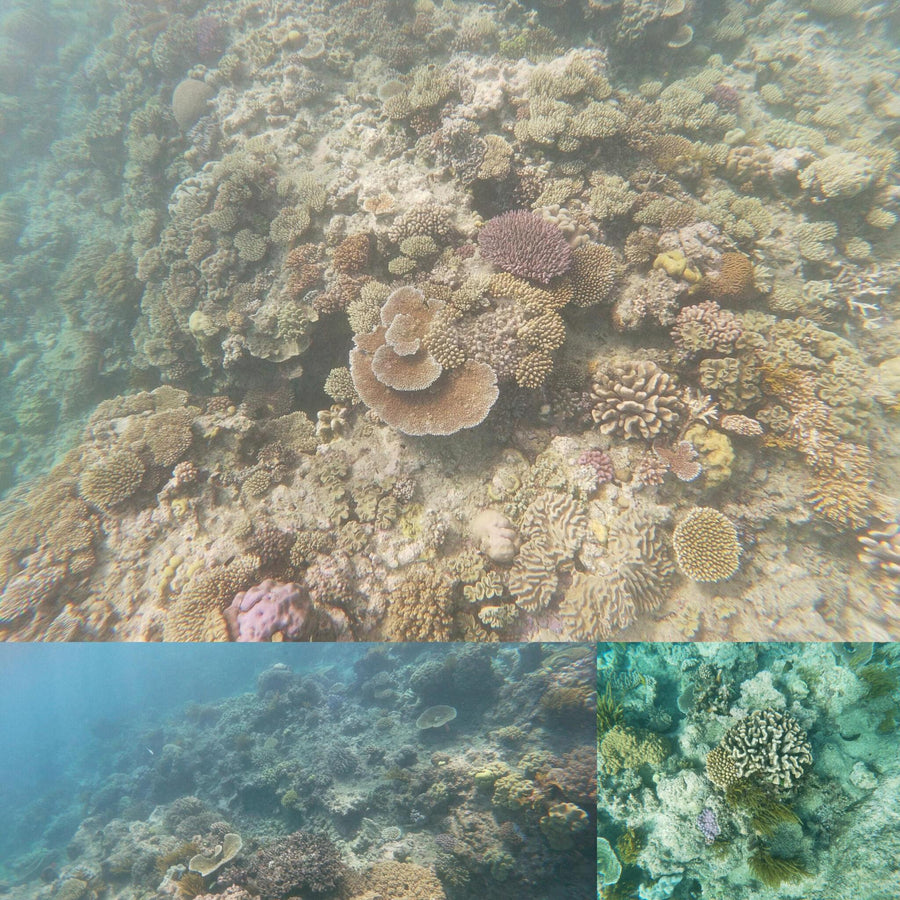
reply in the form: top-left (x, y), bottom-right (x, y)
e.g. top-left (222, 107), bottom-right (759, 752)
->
top-left (478, 210), bottom-right (573, 284)
top-left (703, 251), bottom-right (754, 302)
top-left (590, 360), bottom-right (685, 440)
top-left (350, 286), bottom-right (498, 436)
top-left (171, 78), bottom-right (214, 130)
top-left (706, 709), bottom-right (812, 790)
top-left (672, 506), bottom-right (741, 582)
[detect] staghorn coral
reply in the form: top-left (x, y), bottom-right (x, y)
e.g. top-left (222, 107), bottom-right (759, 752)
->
top-left (590, 360), bottom-right (685, 440)
top-left (478, 211), bottom-right (573, 284)
top-left (350, 286), bottom-right (498, 436)
top-left (672, 507), bottom-right (741, 582)
top-left (706, 709), bottom-right (812, 791)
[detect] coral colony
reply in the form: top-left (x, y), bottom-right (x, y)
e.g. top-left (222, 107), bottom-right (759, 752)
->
top-left (597, 642), bottom-right (900, 898)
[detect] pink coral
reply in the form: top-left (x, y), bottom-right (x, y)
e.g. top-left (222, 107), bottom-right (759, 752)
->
top-left (224, 579), bottom-right (314, 641)
top-left (576, 449), bottom-right (615, 483)
top-left (478, 210), bottom-right (573, 284)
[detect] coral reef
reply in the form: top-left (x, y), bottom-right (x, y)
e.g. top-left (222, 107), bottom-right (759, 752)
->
top-left (0, 0), bottom-right (896, 641)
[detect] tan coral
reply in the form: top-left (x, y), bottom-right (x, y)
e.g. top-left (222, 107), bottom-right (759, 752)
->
top-left (351, 862), bottom-right (446, 900)
top-left (590, 360), bottom-right (685, 440)
top-left (672, 507), bottom-right (741, 582)
top-left (350, 286), bottom-right (498, 436)
top-left (385, 565), bottom-right (454, 641)
top-left (570, 242), bottom-right (620, 306)
top-left (78, 450), bottom-right (145, 511)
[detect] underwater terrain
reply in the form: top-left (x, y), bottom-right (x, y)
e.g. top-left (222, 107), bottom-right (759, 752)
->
top-left (596, 641), bottom-right (900, 900)
top-left (0, 642), bottom-right (596, 899)
top-left (1, 0), bottom-right (899, 641)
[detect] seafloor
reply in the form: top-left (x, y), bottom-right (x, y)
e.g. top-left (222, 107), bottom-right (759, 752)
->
top-left (1, 0), bottom-right (899, 641)
top-left (596, 641), bottom-right (900, 900)
top-left (0, 644), bottom-right (597, 900)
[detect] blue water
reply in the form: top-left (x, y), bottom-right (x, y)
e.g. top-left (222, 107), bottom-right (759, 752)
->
top-left (0, 642), bottom-right (360, 862)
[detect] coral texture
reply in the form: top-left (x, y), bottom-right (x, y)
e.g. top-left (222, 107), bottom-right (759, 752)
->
top-left (478, 211), bottom-right (573, 284)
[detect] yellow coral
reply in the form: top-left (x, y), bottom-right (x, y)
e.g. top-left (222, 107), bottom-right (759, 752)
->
top-left (653, 249), bottom-right (701, 283)
top-left (600, 725), bottom-right (667, 774)
top-left (684, 424), bottom-right (734, 487)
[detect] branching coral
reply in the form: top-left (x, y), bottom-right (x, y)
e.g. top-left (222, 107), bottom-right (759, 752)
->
top-left (478, 211), bottom-right (573, 284)
top-left (706, 709), bottom-right (812, 791)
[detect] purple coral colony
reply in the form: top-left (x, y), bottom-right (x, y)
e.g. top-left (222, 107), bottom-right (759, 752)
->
top-left (1, 0), bottom-right (899, 644)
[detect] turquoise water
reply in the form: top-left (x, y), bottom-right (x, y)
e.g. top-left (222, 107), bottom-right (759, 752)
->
top-left (1, 2), bottom-right (899, 644)
top-left (0, 642), bottom-right (596, 899)
top-left (597, 641), bottom-right (900, 900)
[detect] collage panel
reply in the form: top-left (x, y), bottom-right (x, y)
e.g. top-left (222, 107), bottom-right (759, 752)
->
top-left (596, 642), bottom-right (900, 900)
top-left (0, 1), bottom-right (898, 646)
top-left (0, 642), bottom-right (596, 900)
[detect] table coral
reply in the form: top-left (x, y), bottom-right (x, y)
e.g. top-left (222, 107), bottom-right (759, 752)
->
top-left (350, 286), bottom-right (498, 436)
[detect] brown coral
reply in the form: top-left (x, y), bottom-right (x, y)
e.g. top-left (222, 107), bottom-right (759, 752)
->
top-left (385, 565), bottom-right (455, 641)
top-left (333, 233), bottom-right (371, 274)
top-left (78, 450), bottom-right (145, 511)
top-left (350, 286), bottom-right (498, 436)
top-left (590, 360), bottom-right (685, 440)
top-left (703, 251), bottom-right (754, 302)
